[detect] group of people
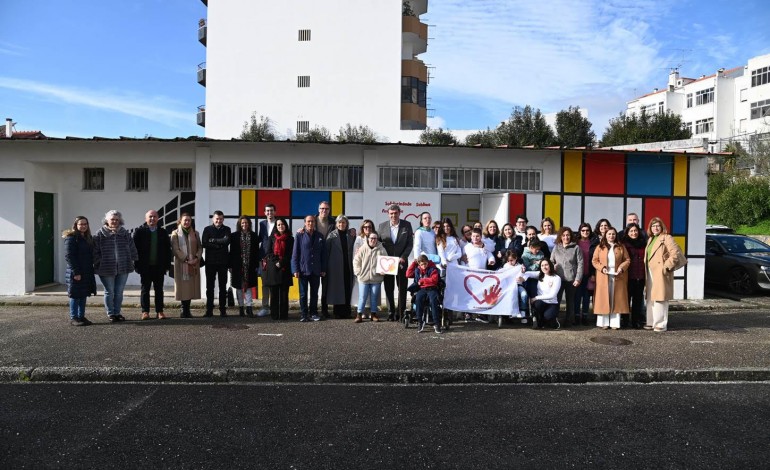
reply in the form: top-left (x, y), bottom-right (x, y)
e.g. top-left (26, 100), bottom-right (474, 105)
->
top-left (63, 203), bottom-right (685, 334)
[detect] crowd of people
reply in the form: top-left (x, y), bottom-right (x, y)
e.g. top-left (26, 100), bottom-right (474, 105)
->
top-left (62, 203), bottom-right (685, 334)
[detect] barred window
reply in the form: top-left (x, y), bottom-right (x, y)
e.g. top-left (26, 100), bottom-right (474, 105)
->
top-left (170, 168), bottom-right (193, 191)
top-left (442, 168), bottom-right (480, 189)
top-left (751, 66), bottom-right (769, 87)
top-left (378, 167), bottom-right (437, 189)
top-left (126, 168), bottom-right (148, 192)
top-left (483, 169), bottom-right (541, 191)
top-left (298, 75), bottom-right (310, 87)
top-left (695, 87), bottom-right (714, 106)
top-left (292, 165), bottom-right (363, 190)
top-left (83, 168), bottom-right (104, 191)
top-left (297, 120), bottom-right (309, 134)
top-left (694, 118), bottom-right (714, 135)
top-left (298, 29), bottom-right (311, 41)
top-left (210, 163), bottom-right (282, 188)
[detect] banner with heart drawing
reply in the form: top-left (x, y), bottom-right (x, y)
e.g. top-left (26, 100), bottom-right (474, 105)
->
top-left (375, 255), bottom-right (400, 275)
top-left (444, 263), bottom-right (520, 316)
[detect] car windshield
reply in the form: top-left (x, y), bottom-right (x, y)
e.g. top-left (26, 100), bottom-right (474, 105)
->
top-left (718, 237), bottom-right (770, 254)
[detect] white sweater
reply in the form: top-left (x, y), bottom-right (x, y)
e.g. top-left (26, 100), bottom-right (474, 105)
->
top-left (465, 244), bottom-right (494, 270)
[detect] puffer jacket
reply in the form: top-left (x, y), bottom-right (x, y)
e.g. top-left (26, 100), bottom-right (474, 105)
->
top-left (93, 226), bottom-right (138, 276)
top-left (353, 240), bottom-right (387, 283)
top-left (63, 230), bottom-right (97, 298)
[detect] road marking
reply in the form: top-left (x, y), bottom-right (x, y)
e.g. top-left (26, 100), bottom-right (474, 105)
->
top-left (258, 333), bottom-right (283, 337)
top-left (690, 340), bottom-right (714, 344)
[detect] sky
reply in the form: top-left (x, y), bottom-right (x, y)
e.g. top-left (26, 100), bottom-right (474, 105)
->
top-left (1, 0), bottom-right (769, 140)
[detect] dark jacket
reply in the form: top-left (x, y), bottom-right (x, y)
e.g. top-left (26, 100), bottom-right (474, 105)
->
top-left (258, 219), bottom-right (277, 259)
top-left (377, 219), bottom-right (413, 262)
top-left (201, 224), bottom-right (231, 266)
top-left (263, 233), bottom-right (294, 287)
top-left (63, 230), bottom-right (97, 299)
top-left (132, 223), bottom-right (171, 275)
top-left (93, 226), bottom-right (138, 276)
top-left (229, 231), bottom-right (259, 288)
top-left (291, 229), bottom-right (326, 276)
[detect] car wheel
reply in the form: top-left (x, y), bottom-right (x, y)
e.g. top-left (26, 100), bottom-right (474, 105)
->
top-left (728, 267), bottom-right (755, 294)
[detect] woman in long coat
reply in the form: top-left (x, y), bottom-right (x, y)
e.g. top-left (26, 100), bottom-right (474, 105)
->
top-left (592, 227), bottom-right (631, 330)
top-left (263, 218), bottom-right (294, 320)
top-left (229, 215), bottom-right (259, 317)
top-left (645, 217), bottom-right (686, 332)
top-left (63, 216), bottom-right (97, 326)
top-left (171, 213), bottom-right (202, 318)
top-left (325, 214), bottom-right (355, 318)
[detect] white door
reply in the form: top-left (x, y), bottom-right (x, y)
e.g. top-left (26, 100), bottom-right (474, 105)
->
top-left (480, 193), bottom-right (508, 225)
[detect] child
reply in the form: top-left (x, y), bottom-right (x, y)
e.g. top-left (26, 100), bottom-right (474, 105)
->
top-left (521, 240), bottom-right (545, 300)
top-left (406, 254), bottom-right (442, 334)
top-left (499, 250), bottom-right (528, 319)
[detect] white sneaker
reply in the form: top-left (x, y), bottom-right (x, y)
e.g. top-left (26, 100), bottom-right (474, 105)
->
top-left (257, 308), bottom-right (269, 317)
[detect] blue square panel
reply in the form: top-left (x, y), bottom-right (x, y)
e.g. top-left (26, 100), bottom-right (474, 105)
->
top-left (672, 198), bottom-right (687, 235)
top-left (291, 191), bottom-right (330, 218)
top-left (626, 154), bottom-right (673, 196)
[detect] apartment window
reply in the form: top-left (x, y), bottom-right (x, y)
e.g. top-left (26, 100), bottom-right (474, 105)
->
top-left (683, 122), bottom-right (692, 133)
top-left (401, 76), bottom-right (427, 107)
top-left (750, 99), bottom-right (770, 120)
top-left (378, 167), bottom-right (437, 189)
top-left (740, 88), bottom-right (748, 102)
top-left (641, 103), bottom-right (656, 115)
top-left (296, 121), bottom-right (310, 135)
top-left (298, 29), bottom-right (311, 41)
top-left (695, 87), bottom-right (714, 106)
top-left (694, 118), bottom-right (714, 135)
top-left (126, 168), bottom-right (149, 192)
top-left (483, 169), bottom-right (542, 191)
top-left (751, 66), bottom-right (769, 87)
top-left (83, 168), bottom-right (104, 191)
top-left (442, 168), bottom-right (480, 189)
top-left (297, 75), bottom-right (310, 88)
top-left (686, 93), bottom-right (693, 108)
top-left (292, 165), bottom-right (363, 190)
top-left (658, 101), bottom-right (664, 114)
top-left (170, 168), bottom-right (193, 191)
top-left (210, 163), bottom-right (282, 189)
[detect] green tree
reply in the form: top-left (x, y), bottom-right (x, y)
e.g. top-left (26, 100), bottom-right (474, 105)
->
top-left (600, 110), bottom-right (691, 147)
top-left (464, 128), bottom-right (498, 147)
top-left (296, 126), bottom-right (332, 143)
top-left (555, 105), bottom-right (595, 148)
top-left (239, 112), bottom-right (276, 141)
top-left (497, 105), bottom-right (556, 147)
top-left (711, 177), bottom-right (770, 227)
top-left (418, 127), bottom-right (459, 145)
top-left (402, 1), bottom-right (415, 16)
top-left (335, 124), bottom-right (379, 144)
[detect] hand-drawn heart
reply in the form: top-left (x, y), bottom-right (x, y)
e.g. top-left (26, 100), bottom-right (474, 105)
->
top-left (379, 257), bottom-right (396, 273)
top-left (464, 274), bottom-right (501, 305)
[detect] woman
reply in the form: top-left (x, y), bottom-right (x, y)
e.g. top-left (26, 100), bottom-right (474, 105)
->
top-left (574, 222), bottom-right (596, 326)
top-left (413, 211), bottom-right (438, 258)
top-left (326, 214), bottom-right (355, 318)
top-left (229, 216), bottom-right (259, 317)
top-left (93, 210), bottom-right (137, 322)
top-left (592, 227), bottom-right (630, 330)
top-left (436, 218), bottom-right (464, 269)
top-left (352, 230), bottom-right (387, 323)
top-left (263, 218), bottom-right (294, 320)
top-left (520, 259), bottom-right (562, 329)
top-left (459, 224), bottom-right (473, 252)
top-left (593, 218), bottom-right (610, 242)
top-left (482, 219), bottom-right (501, 262)
top-left (496, 223), bottom-right (521, 264)
top-left (622, 223), bottom-right (646, 329)
top-left (645, 217), bottom-right (686, 332)
top-left (524, 225), bottom-right (550, 260)
top-left (538, 217), bottom-right (557, 251)
top-left (62, 216), bottom-right (97, 326)
top-left (171, 213), bottom-right (202, 318)
top-left (353, 219), bottom-right (375, 255)
top-left (550, 226), bottom-right (583, 327)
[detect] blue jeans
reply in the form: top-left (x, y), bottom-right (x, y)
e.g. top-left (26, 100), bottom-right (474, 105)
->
top-left (517, 285), bottom-right (529, 314)
top-left (357, 282), bottom-right (381, 314)
top-left (100, 273), bottom-right (128, 317)
top-left (69, 297), bottom-right (87, 320)
top-left (298, 274), bottom-right (320, 318)
top-left (574, 273), bottom-right (592, 318)
top-left (414, 288), bottom-right (441, 325)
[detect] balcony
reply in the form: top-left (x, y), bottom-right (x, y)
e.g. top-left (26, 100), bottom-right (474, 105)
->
top-left (197, 62), bottom-right (206, 86)
top-left (402, 16), bottom-right (427, 55)
top-left (197, 105), bottom-right (205, 127)
top-left (400, 103), bottom-right (426, 130)
top-left (402, 59), bottom-right (428, 83)
top-left (198, 19), bottom-right (207, 46)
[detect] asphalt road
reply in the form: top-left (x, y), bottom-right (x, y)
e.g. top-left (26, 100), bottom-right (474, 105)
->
top-left (2, 383), bottom-right (769, 469)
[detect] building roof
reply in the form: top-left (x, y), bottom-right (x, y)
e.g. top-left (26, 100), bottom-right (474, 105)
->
top-left (0, 126), bottom-right (46, 139)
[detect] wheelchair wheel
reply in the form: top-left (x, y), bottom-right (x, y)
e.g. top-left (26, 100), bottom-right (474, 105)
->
top-left (403, 312), bottom-right (411, 329)
top-left (497, 315), bottom-right (504, 329)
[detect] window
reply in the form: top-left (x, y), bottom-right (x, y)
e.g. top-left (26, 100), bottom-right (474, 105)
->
top-left (658, 101), bottom-right (664, 114)
top-left (740, 88), bottom-right (748, 102)
top-left (297, 75), bottom-right (310, 87)
top-left (751, 66), bottom-right (769, 87)
top-left (686, 93), bottom-right (693, 108)
top-left (170, 168), bottom-right (193, 191)
top-left (292, 165), bottom-right (363, 190)
top-left (695, 87), bottom-right (714, 106)
top-left (296, 120), bottom-right (309, 134)
top-left (750, 99), bottom-right (770, 120)
top-left (641, 103), bottom-right (657, 115)
top-left (442, 168), bottom-right (480, 189)
top-left (298, 29), bottom-right (311, 41)
top-left (483, 169), bottom-right (541, 191)
top-left (210, 163), bottom-right (282, 189)
top-left (378, 167), bottom-right (437, 189)
top-left (683, 122), bottom-right (692, 133)
top-left (83, 168), bottom-right (104, 191)
top-left (126, 168), bottom-right (149, 191)
top-left (401, 76), bottom-right (427, 107)
top-left (695, 118), bottom-right (714, 135)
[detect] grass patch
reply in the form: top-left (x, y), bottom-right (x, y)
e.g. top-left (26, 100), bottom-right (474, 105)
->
top-left (736, 219), bottom-right (770, 235)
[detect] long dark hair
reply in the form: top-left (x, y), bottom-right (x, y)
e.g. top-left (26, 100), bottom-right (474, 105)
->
top-left (594, 218), bottom-right (610, 239)
top-left (539, 259), bottom-right (555, 281)
top-left (69, 216), bottom-right (93, 245)
top-left (274, 218), bottom-right (291, 237)
top-left (436, 217), bottom-right (458, 248)
top-left (598, 227), bottom-right (619, 250)
top-left (621, 222), bottom-right (645, 248)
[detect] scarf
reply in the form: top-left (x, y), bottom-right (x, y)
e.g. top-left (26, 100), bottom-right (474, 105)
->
top-left (176, 225), bottom-right (198, 281)
top-left (240, 232), bottom-right (252, 286)
top-left (273, 232), bottom-right (289, 257)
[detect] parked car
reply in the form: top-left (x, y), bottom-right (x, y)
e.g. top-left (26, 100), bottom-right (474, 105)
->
top-left (705, 234), bottom-right (770, 294)
top-left (705, 224), bottom-right (736, 234)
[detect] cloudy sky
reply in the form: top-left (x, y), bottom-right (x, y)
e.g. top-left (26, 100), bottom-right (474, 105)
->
top-left (1, 0), bottom-right (768, 139)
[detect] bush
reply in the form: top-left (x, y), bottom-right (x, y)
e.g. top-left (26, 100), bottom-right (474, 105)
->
top-left (711, 177), bottom-right (770, 227)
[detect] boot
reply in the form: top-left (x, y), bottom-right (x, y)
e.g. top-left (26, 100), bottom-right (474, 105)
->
top-left (220, 307), bottom-right (227, 317)
top-left (181, 301), bottom-right (192, 318)
top-left (371, 313), bottom-right (380, 322)
top-left (204, 310), bottom-right (213, 317)
top-left (354, 314), bottom-right (362, 323)
top-left (239, 306), bottom-right (245, 317)
top-left (246, 306), bottom-right (254, 317)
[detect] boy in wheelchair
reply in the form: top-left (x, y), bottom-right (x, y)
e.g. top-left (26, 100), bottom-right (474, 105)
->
top-left (406, 254), bottom-right (443, 334)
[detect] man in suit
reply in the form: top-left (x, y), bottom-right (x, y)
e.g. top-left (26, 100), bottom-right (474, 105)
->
top-left (133, 210), bottom-right (171, 320)
top-left (315, 201), bottom-right (335, 318)
top-left (257, 203), bottom-right (277, 317)
top-left (377, 204), bottom-right (413, 321)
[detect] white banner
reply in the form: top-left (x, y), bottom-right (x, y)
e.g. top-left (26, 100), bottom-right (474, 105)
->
top-left (444, 264), bottom-right (521, 316)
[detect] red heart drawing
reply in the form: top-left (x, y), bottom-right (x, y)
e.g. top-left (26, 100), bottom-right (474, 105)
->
top-left (464, 274), bottom-right (501, 305)
top-left (379, 257), bottom-right (396, 273)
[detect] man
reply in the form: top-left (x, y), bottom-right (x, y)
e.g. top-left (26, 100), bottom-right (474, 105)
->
top-left (133, 210), bottom-right (171, 320)
top-left (514, 215), bottom-right (528, 245)
top-left (619, 212), bottom-right (648, 241)
top-left (291, 215), bottom-right (326, 322)
top-left (202, 210), bottom-right (231, 317)
top-left (377, 204), bottom-right (413, 321)
top-left (315, 201), bottom-right (335, 318)
top-left (257, 203), bottom-right (277, 317)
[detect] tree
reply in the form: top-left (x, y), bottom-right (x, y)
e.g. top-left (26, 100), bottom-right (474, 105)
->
top-left (464, 128), bottom-right (498, 147)
top-left (555, 106), bottom-right (595, 148)
top-left (496, 105), bottom-right (556, 147)
top-left (418, 127), bottom-right (459, 146)
top-left (335, 124), bottom-right (379, 144)
top-left (600, 110), bottom-right (691, 147)
top-left (239, 112), bottom-right (276, 141)
top-left (296, 126), bottom-right (332, 143)
top-left (402, 1), bottom-right (415, 16)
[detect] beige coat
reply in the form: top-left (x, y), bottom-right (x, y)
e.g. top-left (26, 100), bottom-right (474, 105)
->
top-left (171, 228), bottom-right (203, 301)
top-left (353, 241), bottom-right (387, 284)
top-left (645, 234), bottom-right (685, 301)
top-left (592, 244), bottom-right (631, 314)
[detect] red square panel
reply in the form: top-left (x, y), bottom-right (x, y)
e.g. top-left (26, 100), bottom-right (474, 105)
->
top-left (643, 198), bottom-right (671, 231)
top-left (508, 193), bottom-right (526, 224)
top-left (584, 153), bottom-right (625, 195)
top-left (256, 189), bottom-right (291, 218)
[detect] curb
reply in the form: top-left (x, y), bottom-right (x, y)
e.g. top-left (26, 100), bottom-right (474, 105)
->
top-left (2, 367), bottom-right (770, 385)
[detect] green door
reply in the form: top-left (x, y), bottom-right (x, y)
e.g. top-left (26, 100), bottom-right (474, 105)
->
top-left (34, 192), bottom-right (55, 286)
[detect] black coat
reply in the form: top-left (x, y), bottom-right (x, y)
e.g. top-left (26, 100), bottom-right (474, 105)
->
top-left (263, 234), bottom-right (294, 287)
top-left (132, 223), bottom-right (172, 275)
top-left (64, 232), bottom-right (97, 299)
top-left (229, 231), bottom-right (259, 288)
top-left (202, 224), bottom-right (231, 266)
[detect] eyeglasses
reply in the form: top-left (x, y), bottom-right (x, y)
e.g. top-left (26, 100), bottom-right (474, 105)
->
top-left (368, 237), bottom-right (378, 241)
top-left (363, 225), bottom-right (372, 230)
top-left (462, 230), bottom-right (471, 234)
top-left (319, 207), bottom-right (330, 211)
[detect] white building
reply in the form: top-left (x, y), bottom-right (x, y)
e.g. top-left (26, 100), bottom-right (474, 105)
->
top-left (198, 0), bottom-right (429, 142)
top-left (626, 53), bottom-right (770, 153)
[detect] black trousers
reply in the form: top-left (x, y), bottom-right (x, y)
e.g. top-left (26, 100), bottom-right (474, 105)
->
top-left (628, 278), bottom-right (645, 324)
top-left (205, 264), bottom-right (229, 311)
top-left (140, 265), bottom-right (165, 313)
top-left (269, 284), bottom-right (290, 320)
top-left (384, 265), bottom-right (408, 315)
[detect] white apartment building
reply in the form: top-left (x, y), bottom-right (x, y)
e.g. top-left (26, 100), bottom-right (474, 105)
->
top-left (197, 0), bottom-right (429, 142)
top-left (626, 53), bottom-right (770, 153)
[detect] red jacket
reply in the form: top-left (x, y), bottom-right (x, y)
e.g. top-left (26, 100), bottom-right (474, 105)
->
top-left (406, 260), bottom-right (440, 289)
